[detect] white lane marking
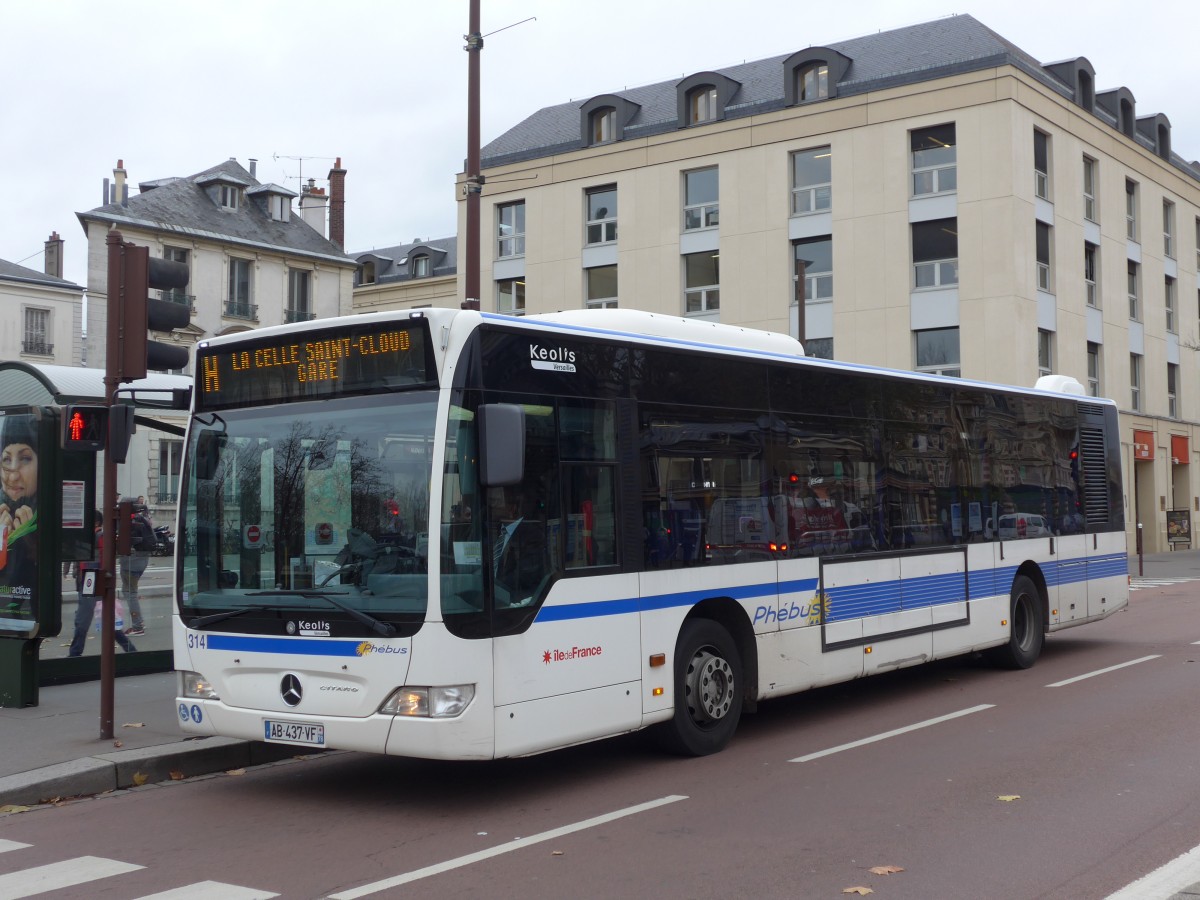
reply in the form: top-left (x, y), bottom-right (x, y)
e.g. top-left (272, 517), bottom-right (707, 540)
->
top-left (1105, 842), bottom-right (1200, 899)
top-left (789, 704), bottom-right (996, 763)
top-left (0, 840), bottom-right (32, 853)
top-left (1046, 655), bottom-right (1161, 687)
top-left (135, 882), bottom-right (279, 899)
top-left (0, 855), bottom-right (143, 898)
top-left (327, 794), bottom-right (689, 898)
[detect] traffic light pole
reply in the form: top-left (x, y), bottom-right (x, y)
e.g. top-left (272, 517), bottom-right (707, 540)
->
top-left (99, 230), bottom-right (126, 739)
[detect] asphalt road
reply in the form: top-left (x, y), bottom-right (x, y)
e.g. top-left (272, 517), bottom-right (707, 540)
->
top-left (4, 579), bottom-right (1200, 899)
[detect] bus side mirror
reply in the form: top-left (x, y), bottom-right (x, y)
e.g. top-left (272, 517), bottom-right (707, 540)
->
top-left (478, 403), bottom-right (525, 486)
top-left (195, 429), bottom-right (225, 481)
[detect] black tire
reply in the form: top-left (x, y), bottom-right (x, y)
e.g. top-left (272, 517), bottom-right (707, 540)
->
top-left (657, 619), bottom-right (743, 756)
top-left (987, 574), bottom-right (1044, 669)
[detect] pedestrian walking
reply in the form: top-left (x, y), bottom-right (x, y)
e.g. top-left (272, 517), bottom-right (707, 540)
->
top-left (69, 511), bottom-right (136, 656)
top-left (119, 503), bottom-right (155, 636)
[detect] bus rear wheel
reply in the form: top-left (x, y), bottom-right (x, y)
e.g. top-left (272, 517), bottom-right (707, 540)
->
top-left (988, 574), bottom-right (1044, 669)
top-left (657, 619), bottom-right (743, 756)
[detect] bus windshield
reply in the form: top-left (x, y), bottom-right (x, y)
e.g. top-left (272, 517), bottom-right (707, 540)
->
top-left (177, 392), bottom-right (437, 635)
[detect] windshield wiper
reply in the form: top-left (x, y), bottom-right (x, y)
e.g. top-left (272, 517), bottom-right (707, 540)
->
top-left (191, 603), bottom-right (287, 630)
top-left (247, 590), bottom-right (397, 637)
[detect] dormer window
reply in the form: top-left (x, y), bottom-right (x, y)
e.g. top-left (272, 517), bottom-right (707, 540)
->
top-left (219, 185), bottom-right (240, 209)
top-left (359, 262), bottom-right (376, 285)
top-left (269, 195), bottom-right (290, 222)
top-left (797, 63), bottom-right (829, 102)
top-left (689, 87), bottom-right (718, 124)
top-left (412, 254), bottom-right (431, 277)
top-left (591, 108), bottom-right (616, 144)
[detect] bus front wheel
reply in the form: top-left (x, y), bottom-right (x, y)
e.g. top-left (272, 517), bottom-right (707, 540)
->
top-left (657, 619), bottom-right (743, 756)
top-left (988, 574), bottom-right (1044, 669)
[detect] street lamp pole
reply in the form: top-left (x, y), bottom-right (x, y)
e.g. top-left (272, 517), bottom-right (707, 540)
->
top-left (461, 0), bottom-right (482, 311)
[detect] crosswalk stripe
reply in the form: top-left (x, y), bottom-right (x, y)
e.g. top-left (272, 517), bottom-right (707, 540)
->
top-left (0, 855), bottom-right (143, 898)
top-left (0, 840), bottom-right (32, 854)
top-left (134, 881), bottom-right (279, 899)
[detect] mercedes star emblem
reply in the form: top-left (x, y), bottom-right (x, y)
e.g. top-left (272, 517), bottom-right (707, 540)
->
top-left (280, 673), bottom-right (303, 707)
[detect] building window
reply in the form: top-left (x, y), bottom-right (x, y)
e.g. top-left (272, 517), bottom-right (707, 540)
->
top-left (497, 201), bottom-right (526, 258)
top-left (358, 261), bottom-right (376, 285)
top-left (794, 237), bottom-right (832, 302)
top-left (1084, 242), bottom-right (1099, 307)
top-left (797, 63), bottom-right (828, 102)
top-left (1087, 342), bottom-right (1101, 397)
top-left (162, 247), bottom-right (191, 306)
top-left (226, 258), bottom-right (254, 318)
top-left (1083, 156), bottom-right (1097, 222)
top-left (915, 328), bottom-right (960, 377)
top-left (1130, 353), bottom-right (1142, 411)
top-left (497, 278), bottom-right (525, 315)
top-left (911, 124), bottom-right (956, 196)
top-left (286, 269), bottom-right (312, 323)
top-left (1195, 217), bottom-right (1200, 270)
top-left (912, 218), bottom-right (958, 288)
top-left (1037, 329), bottom-right (1053, 378)
top-left (1168, 363), bottom-right (1179, 419)
top-left (1125, 179), bottom-right (1138, 241)
top-left (684, 252), bottom-right (720, 314)
top-left (688, 86), bottom-right (718, 124)
top-left (586, 186), bottom-right (617, 245)
top-left (585, 265), bottom-right (618, 309)
top-left (22, 307), bottom-right (50, 355)
top-left (1163, 200), bottom-right (1176, 259)
top-left (804, 338), bottom-right (833, 360)
top-left (1034, 130), bottom-right (1050, 200)
top-left (1036, 222), bottom-right (1052, 292)
top-left (791, 146), bottom-right (831, 215)
top-left (219, 184), bottom-right (240, 209)
top-left (269, 195), bottom-right (290, 222)
top-left (1166, 276), bottom-right (1177, 333)
top-left (590, 107), bottom-right (615, 145)
top-left (683, 168), bottom-right (719, 231)
top-left (411, 254), bottom-right (431, 278)
top-left (158, 440), bottom-right (182, 504)
top-left (1127, 261), bottom-right (1140, 321)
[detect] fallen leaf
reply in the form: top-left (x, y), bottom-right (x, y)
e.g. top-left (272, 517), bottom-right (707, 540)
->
top-left (226, 768), bottom-right (246, 776)
top-left (132, 772), bottom-right (149, 786)
top-left (169, 770), bottom-right (185, 781)
top-left (842, 888), bottom-right (874, 896)
top-left (997, 794), bottom-right (1021, 802)
top-left (0, 804), bottom-right (30, 814)
top-left (552, 850), bottom-right (564, 856)
top-left (869, 865), bottom-right (905, 875)
top-left (112, 740), bottom-right (123, 748)
top-left (122, 722), bottom-right (146, 728)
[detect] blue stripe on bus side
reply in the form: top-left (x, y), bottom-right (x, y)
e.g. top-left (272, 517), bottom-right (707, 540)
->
top-left (205, 635), bottom-right (366, 656)
top-left (533, 553), bottom-right (1128, 625)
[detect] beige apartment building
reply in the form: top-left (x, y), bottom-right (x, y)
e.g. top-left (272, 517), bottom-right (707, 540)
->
top-left (463, 14), bottom-right (1200, 553)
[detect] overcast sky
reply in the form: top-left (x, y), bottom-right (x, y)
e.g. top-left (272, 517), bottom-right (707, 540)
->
top-left (4, 0), bottom-right (1197, 292)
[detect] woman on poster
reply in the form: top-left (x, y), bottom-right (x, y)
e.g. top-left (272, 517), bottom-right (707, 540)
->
top-left (0, 414), bottom-right (39, 627)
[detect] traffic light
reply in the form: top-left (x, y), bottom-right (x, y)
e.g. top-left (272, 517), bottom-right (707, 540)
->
top-left (60, 404), bottom-right (108, 451)
top-left (119, 244), bottom-right (191, 382)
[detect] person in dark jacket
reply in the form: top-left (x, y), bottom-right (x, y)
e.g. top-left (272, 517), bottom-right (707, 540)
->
top-left (119, 503), bottom-right (155, 635)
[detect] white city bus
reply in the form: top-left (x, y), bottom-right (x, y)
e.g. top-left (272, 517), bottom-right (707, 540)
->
top-left (174, 308), bottom-right (1127, 758)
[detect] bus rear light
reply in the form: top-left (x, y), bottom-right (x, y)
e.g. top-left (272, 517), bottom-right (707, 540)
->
top-left (179, 670), bottom-right (220, 701)
top-left (381, 684), bottom-right (475, 718)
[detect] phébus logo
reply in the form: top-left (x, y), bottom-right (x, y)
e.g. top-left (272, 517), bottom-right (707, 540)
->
top-left (753, 596), bottom-right (826, 626)
top-left (529, 343), bottom-right (577, 373)
top-left (356, 641), bottom-right (409, 657)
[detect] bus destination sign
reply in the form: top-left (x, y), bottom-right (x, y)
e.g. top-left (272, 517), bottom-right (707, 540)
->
top-left (196, 321), bottom-right (432, 410)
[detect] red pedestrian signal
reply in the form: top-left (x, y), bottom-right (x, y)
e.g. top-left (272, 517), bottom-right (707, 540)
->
top-left (60, 405), bottom-right (108, 451)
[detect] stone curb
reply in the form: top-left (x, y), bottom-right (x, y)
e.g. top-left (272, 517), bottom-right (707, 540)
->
top-left (0, 737), bottom-right (305, 808)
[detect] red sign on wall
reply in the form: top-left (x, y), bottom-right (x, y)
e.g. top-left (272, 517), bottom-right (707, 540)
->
top-left (1171, 435), bottom-right (1189, 465)
top-left (1133, 430), bottom-right (1155, 461)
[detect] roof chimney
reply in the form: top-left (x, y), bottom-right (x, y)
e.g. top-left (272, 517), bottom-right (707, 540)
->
top-left (328, 156), bottom-right (346, 249)
top-left (113, 159), bottom-right (127, 205)
top-left (249, 158), bottom-right (258, 179)
top-left (44, 232), bottom-right (63, 279)
top-left (299, 178), bottom-right (328, 235)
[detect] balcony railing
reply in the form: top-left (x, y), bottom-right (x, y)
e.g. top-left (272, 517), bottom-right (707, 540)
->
top-left (158, 289), bottom-right (197, 313)
top-left (21, 340), bottom-right (53, 355)
top-left (156, 488), bottom-right (179, 504)
top-left (224, 302), bottom-right (258, 320)
top-left (285, 307), bottom-right (315, 324)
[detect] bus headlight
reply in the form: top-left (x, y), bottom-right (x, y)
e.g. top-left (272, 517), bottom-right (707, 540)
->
top-left (179, 670), bottom-right (220, 701)
top-left (380, 685), bottom-right (474, 718)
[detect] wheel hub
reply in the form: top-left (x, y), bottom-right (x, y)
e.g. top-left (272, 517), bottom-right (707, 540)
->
top-left (686, 649), bottom-right (735, 723)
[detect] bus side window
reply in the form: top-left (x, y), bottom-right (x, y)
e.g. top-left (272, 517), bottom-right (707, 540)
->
top-left (564, 465), bottom-right (617, 568)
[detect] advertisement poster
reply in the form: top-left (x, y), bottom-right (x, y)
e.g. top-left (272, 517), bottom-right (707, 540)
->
top-left (0, 412), bottom-right (39, 635)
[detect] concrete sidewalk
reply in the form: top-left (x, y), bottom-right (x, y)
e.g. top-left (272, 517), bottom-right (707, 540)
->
top-left (2, 548), bottom-right (1197, 810)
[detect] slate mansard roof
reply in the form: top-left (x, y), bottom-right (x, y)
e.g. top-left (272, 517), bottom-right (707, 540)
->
top-left (351, 235), bottom-right (458, 285)
top-left (0, 258), bottom-right (83, 292)
top-left (77, 159), bottom-right (353, 267)
top-left (481, 14), bottom-right (1199, 183)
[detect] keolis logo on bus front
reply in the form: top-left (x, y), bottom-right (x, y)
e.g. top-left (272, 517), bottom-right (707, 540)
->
top-left (529, 343), bottom-right (577, 373)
